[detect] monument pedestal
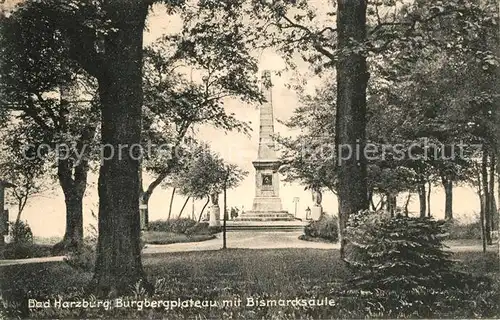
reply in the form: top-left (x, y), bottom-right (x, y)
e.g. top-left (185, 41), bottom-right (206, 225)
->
top-left (252, 196), bottom-right (283, 212)
top-left (236, 210), bottom-right (295, 221)
top-left (234, 70), bottom-right (295, 223)
top-left (209, 205), bottom-right (221, 227)
top-left (311, 205), bottom-right (322, 220)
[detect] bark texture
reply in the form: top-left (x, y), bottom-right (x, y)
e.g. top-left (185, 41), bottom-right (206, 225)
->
top-left (335, 0), bottom-right (369, 259)
top-left (92, 1), bottom-right (149, 296)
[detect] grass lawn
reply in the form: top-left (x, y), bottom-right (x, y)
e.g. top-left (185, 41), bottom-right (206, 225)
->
top-left (141, 231), bottom-right (215, 245)
top-left (1, 248), bottom-right (498, 319)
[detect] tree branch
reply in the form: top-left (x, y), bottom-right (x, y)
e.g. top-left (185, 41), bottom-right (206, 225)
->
top-left (44, 2), bottom-right (104, 78)
top-left (11, 100), bottom-right (54, 133)
top-left (279, 14), bottom-right (337, 62)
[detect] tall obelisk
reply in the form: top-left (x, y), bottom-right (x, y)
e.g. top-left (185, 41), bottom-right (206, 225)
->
top-left (237, 70), bottom-right (294, 221)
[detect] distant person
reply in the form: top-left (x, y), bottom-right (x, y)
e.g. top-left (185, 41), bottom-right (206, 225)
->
top-left (230, 207), bottom-right (239, 220)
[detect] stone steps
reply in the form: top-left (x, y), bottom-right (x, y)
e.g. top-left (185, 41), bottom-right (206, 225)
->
top-left (222, 220), bottom-right (309, 231)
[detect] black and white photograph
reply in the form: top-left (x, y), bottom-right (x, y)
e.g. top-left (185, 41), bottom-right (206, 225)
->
top-left (0, 0), bottom-right (499, 318)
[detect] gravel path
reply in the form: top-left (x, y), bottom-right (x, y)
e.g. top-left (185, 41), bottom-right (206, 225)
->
top-left (0, 231), bottom-right (495, 266)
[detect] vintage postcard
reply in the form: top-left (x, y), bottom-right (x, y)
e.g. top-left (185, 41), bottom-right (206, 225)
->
top-left (0, 0), bottom-right (499, 319)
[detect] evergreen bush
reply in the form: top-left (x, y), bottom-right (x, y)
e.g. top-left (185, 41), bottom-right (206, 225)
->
top-left (344, 210), bottom-right (481, 317)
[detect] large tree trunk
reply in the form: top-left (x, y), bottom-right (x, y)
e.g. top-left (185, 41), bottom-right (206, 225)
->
top-left (418, 182), bottom-right (426, 218)
top-left (335, 0), bottom-right (369, 259)
top-left (482, 148), bottom-right (492, 245)
top-left (61, 192), bottom-right (84, 245)
top-left (489, 154), bottom-right (497, 230)
top-left (93, 1), bottom-right (149, 296)
top-left (496, 3), bottom-right (500, 267)
top-left (442, 175), bottom-right (453, 220)
top-left (52, 159), bottom-right (88, 254)
top-left (53, 83), bottom-right (94, 253)
top-left (497, 155), bottom-right (500, 227)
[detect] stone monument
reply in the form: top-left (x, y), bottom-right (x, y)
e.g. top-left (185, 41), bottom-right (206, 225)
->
top-left (209, 192), bottom-right (221, 227)
top-left (236, 71), bottom-right (294, 221)
top-left (311, 189), bottom-right (323, 220)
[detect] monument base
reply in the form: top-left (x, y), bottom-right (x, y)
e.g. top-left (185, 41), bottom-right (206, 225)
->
top-left (209, 205), bottom-right (221, 227)
top-left (311, 206), bottom-right (322, 220)
top-left (252, 197), bottom-right (283, 212)
top-left (224, 219), bottom-right (308, 231)
top-left (235, 210), bottom-right (296, 221)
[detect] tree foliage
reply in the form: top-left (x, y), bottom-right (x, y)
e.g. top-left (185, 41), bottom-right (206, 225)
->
top-left (0, 126), bottom-right (51, 222)
top-left (173, 145), bottom-right (247, 200)
top-left (344, 210), bottom-right (488, 317)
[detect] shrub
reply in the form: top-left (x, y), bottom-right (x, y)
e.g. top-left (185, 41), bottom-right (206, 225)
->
top-left (3, 242), bottom-right (34, 259)
top-left (185, 222), bottom-right (212, 235)
top-left (149, 218), bottom-right (197, 234)
top-left (344, 210), bottom-right (482, 317)
top-left (444, 219), bottom-right (481, 240)
top-left (2, 243), bottom-right (53, 259)
top-left (208, 225), bottom-right (222, 234)
top-left (187, 222), bottom-right (224, 236)
top-left (303, 214), bottom-right (339, 242)
top-left (1, 221), bottom-right (38, 259)
top-left (10, 220), bottom-right (33, 244)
